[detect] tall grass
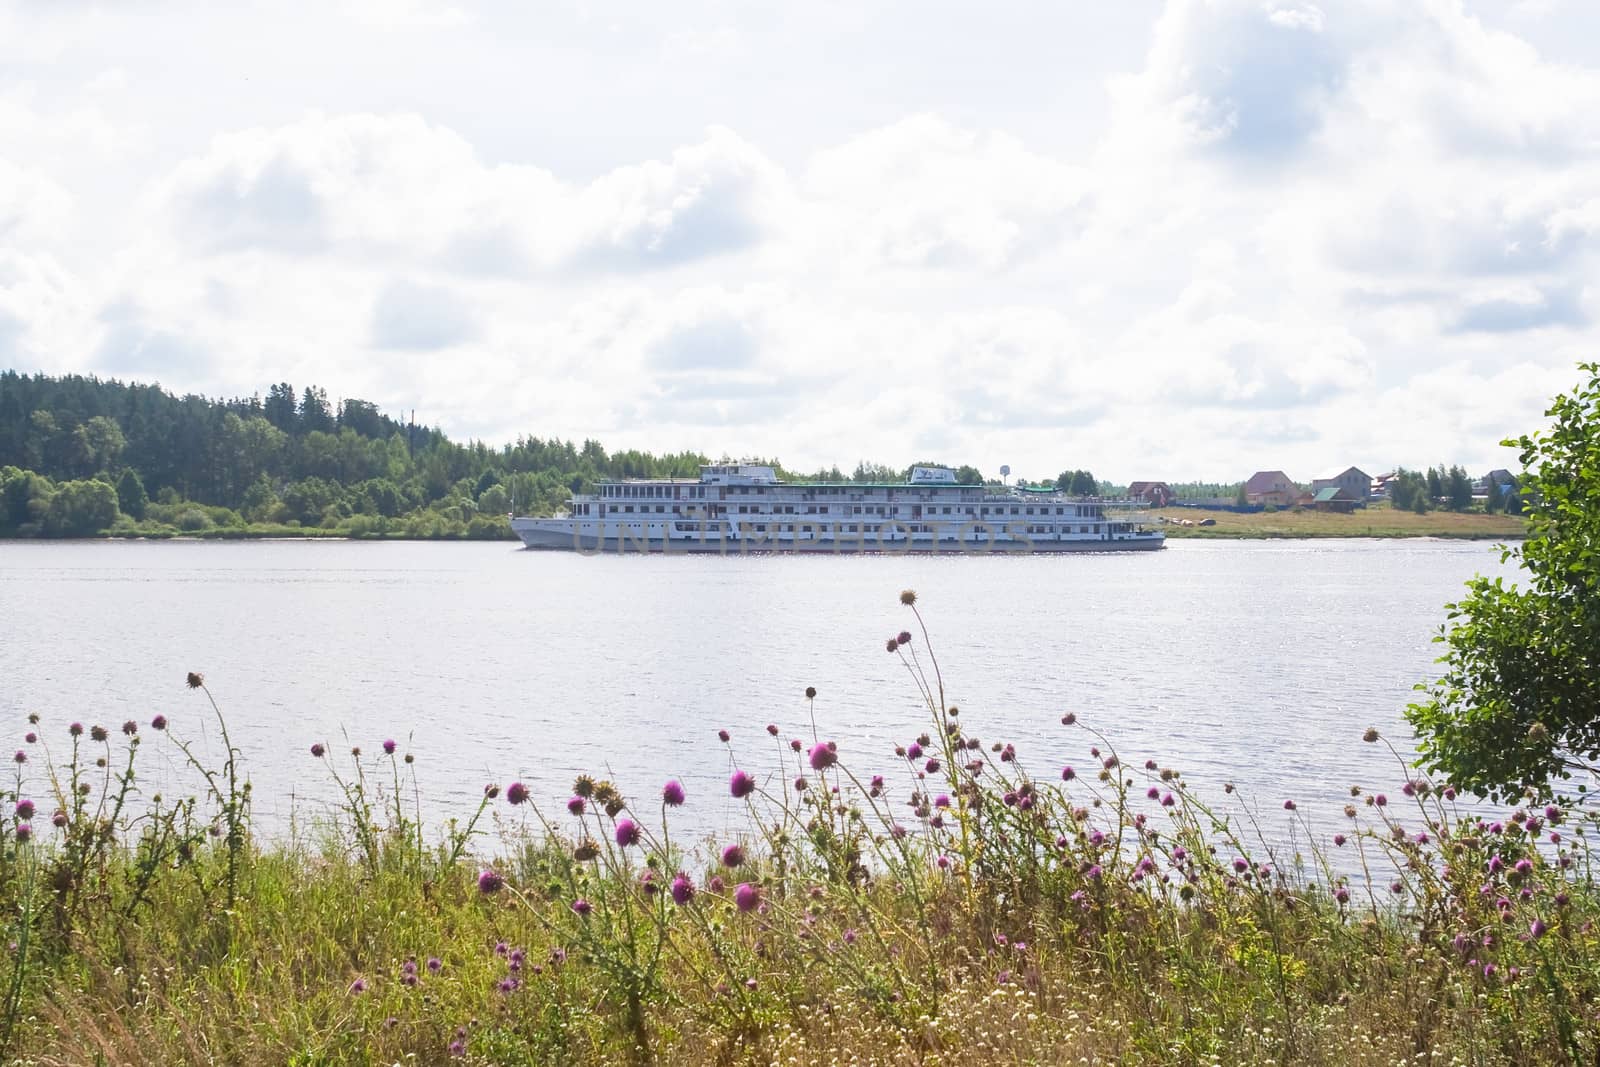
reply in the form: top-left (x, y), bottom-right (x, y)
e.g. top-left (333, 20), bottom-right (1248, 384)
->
top-left (2, 590), bottom-right (1597, 1065)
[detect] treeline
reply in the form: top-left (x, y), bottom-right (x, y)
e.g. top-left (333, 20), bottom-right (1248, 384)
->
top-left (1388, 464), bottom-right (1524, 515)
top-left (0, 373), bottom-right (996, 539)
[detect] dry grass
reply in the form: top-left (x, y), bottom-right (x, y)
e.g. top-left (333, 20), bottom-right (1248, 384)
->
top-left (1153, 503), bottom-right (1527, 540)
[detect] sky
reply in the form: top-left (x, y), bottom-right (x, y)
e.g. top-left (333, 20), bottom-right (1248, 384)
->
top-left (2, 0), bottom-right (1598, 484)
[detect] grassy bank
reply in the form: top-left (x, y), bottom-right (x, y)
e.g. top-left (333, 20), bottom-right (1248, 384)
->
top-left (3, 594), bottom-right (1596, 1065)
top-left (1153, 503), bottom-right (1527, 540)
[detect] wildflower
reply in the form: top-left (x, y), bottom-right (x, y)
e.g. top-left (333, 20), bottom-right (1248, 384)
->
top-left (574, 840), bottom-right (599, 861)
top-left (51, 811), bottom-right (66, 828)
top-left (482, 784), bottom-right (500, 799)
top-left (90, 725), bottom-right (108, 742)
top-left (23, 733), bottom-right (36, 744)
top-left (721, 843), bottom-right (746, 868)
top-left (1443, 786), bottom-right (1456, 800)
top-left (1061, 766), bottom-right (1075, 781)
top-left (896, 630), bottom-right (912, 646)
top-left (670, 873), bottom-right (694, 906)
top-left (843, 927), bottom-right (858, 944)
top-left (1333, 833), bottom-right (1347, 846)
top-left (924, 757), bottom-right (941, 773)
top-left (709, 875), bottom-right (725, 893)
top-left (734, 883), bottom-right (760, 912)
top-left (869, 774), bottom-right (884, 796)
top-left (496, 781), bottom-right (529, 807)
top-left (809, 742), bottom-right (837, 771)
top-left (730, 770), bottom-right (757, 798)
top-left (1545, 805), bottom-right (1561, 823)
top-left (122, 720), bottom-right (138, 736)
top-left (1334, 886), bottom-right (1350, 904)
top-left (427, 957), bottom-right (442, 974)
top-left (789, 738), bottom-right (801, 752)
top-left (69, 722), bottom-right (83, 737)
top-left (1374, 794), bottom-right (1387, 807)
top-left (662, 779), bottom-right (686, 806)
top-left (573, 775), bottom-right (596, 798)
top-left (614, 819), bottom-right (641, 847)
top-left (1233, 858), bottom-right (1248, 874)
top-left (766, 723), bottom-right (779, 736)
top-left (348, 978), bottom-right (366, 995)
top-left (497, 978), bottom-right (518, 994)
top-left (793, 776), bottom-right (808, 792)
top-left (805, 686), bottom-right (817, 699)
top-left (14, 824), bottom-right (30, 843)
top-left (1147, 787), bottom-right (1160, 800)
top-left (718, 729), bottom-right (731, 742)
top-left (150, 715), bottom-right (167, 731)
top-left (477, 869), bottom-right (504, 894)
top-left (1086, 864), bottom-right (1103, 879)
top-left (566, 795), bottom-right (585, 815)
top-left (906, 742), bottom-right (923, 760)
top-left (934, 794), bottom-right (950, 808)
top-left (310, 743), bottom-right (325, 758)
top-left (1283, 800), bottom-right (1296, 811)
top-left (449, 1039), bottom-right (465, 1057)
top-left (899, 589), bottom-right (916, 606)
top-left (382, 739), bottom-right (396, 755)
top-left (11, 751), bottom-right (23, 764)
top-left (1514, 858), bottom-right (1533, 876)
top-left (571, 898), bottom-right (593, 917)
top-left (15, 799), bottom-right (35, 820)
top-left (1161, 792), bottom-right (1176, 807)
top-left (1001, 744), bottom-right (1016, 762)
top-left (350, 746), bottom-right (361, 757)
top-left (1061, 712), bottom-right (1077, 725)
top-left (1363, 727), bottom-right (1379, 742)
top-left (885, 638), bottom-right (898, 653)
top-left (1401, 781), bottom-right (1415, 797)
top-left (494, 941), bottom-right (509, 956)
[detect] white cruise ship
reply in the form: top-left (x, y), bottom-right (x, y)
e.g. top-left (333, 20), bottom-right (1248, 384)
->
top-left (510, 464), bottom-right (1164, 553)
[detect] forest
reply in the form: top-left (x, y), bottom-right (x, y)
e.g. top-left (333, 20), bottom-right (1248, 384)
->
top-left (0, 373), bottom-right (991, 539)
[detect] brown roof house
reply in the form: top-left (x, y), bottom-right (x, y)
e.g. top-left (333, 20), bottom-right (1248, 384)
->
top-left (1127, 481), bottom-right (1175, 507)
top-left (1244, 470), bottom-right (1298, 507)
top-left (1310, 467), bottom-right (1371, 508)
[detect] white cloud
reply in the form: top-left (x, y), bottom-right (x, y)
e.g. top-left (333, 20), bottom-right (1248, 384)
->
top-left (2, 0), bottom-right (1599, 481)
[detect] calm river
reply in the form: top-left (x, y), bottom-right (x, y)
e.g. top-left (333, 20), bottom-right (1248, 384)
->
top-left (1, 538), bottom-right (1514, 849)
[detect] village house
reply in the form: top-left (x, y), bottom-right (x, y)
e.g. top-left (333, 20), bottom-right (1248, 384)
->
top-left (1127, 481), bottom-right (1175, 507)
top-left (1310, 487), bottom-right (1360, 513)
top-left (1310, 466), bottom-right (1371, 508)
top-left (1243, 470), bottom-right (1299, 507)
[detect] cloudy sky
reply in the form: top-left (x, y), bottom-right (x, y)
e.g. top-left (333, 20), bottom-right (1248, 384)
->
top-left (2, 0), bottom-right (1598, 482)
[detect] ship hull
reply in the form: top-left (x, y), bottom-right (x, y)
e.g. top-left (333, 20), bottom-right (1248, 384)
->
top-left (510, 519), bottom-right (1164, 554)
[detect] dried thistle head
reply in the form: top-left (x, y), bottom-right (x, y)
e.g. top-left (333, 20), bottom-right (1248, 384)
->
top-left (899, 589), bottom-right (917, 606)
top-left (186, 672), bottom-right (204, 689)
top-left (574, 840), bottom-right (600, 862)
top-left (573, 775), bottom-right (596, 798)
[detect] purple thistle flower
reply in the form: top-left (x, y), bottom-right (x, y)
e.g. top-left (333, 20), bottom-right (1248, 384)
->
top-left (506, 781), bottom-right (530, 806)
top-left (1545, 805), bottom-right (1561, 823)
top-left (69, 723), bottom-right (83, 737)
top-left (721, 843), bottom-right (746, 868)
top-left (670, 873), bottom-right (694, 906)
top-left (809, 742), bottom-right (837, 771)
top-left (1283, 800), bottom-right (1296, 811)
top-left (382, 739), bottom-right (396, 755)
top-left (484, 784), bottom-right (500, 799)
top-left (1233, 858), bottom-right (1248, 873)
top-left (348, 978), bottom-right (367, 995)
top-left (122, 720), bottom-right (138, 736)
top-left (789, 738), bottom-right (801, 752)
top-left (14, 824), bottom-right (30, 843)
top-left (1147, 787), bottom-right (1160, 800)
top-left (572, 898), bottom-right (593, 917)
top-left (766, 723), bottom-right (779, 736)
top-left (1514, 858), bottom-right (1533, 875)
top-left (496, 978), bottom-right (517, 994)
top-left (614, 819), bottom-right (641, 847)
top-left (11, 751), bottom-right (23, 765)
top-left (1334, 886), bottom-right (1350, 904)
top-left (1333, 833), bottom-right (1347, 846)
top-left (23, 732), bottom-right (36, 744)
top-left (924, 758), bottom-right (941, 773)
top-left (718, 729), bottom-right (731, 743)
top-left (1086, 864), bottom-right (1103, 879)
top-left (51, 811), bottom-right (66, 828)
top-left (150, 715), bottom-right (167, 731)
top-left (310, 743), bottom-right (325, 758)
top-left (709, 875), bottom-right (725, 893)
top-left (15, 799), bottom-right (34, 821)
top-left (1529, 918), bottom-right (1548, 939)
top-left (869, 774), bottom-right (885, 795)
top-left (662, 780), bottom-right (686, 806)
top-left (934, 794), bottom-right (950, 808)
top-left (1488, 854), bottom-right (1505, 873)
top-left (896, 631), bottom-right (911, 646)
top-left (1374, 794), bottom-right (1387, 807)
top-left (477, 869), bottom-right (504, 894)
top-left (427, 957), bottom-right (442, 974)
top-left (734, 883), bottom-right (760, 912)
top-left (906, 742), bottom-right (923, 760)
top-left (1061, 712), bottom-right (1078, 725)
top-left (449, 1039), bottom-right (466, 1057)
top-left (1061, 765), bottom-right (1075, 781)
top-left (494, 941), bottom-right (509, 956)
top-left (730, 770), bottom-right (757, 798)
top-left (566, 795), bottom-right (585, 815)
top-left (793, 776), bottom-right (808, 792)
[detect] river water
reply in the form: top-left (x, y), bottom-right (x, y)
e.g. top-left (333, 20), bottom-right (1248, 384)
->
top-left (0, 538), bottom-right (1515, 854)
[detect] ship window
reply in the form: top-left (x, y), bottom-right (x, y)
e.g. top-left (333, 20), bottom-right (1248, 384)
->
top-left (1025, 507), bottom-right (1034, 515)
top-left (657, 505), bottom-right (665, 513)
top-left (1011, 507), bottom-right (1019, 515)
top-left (624, 506), bottom-right (633, 513)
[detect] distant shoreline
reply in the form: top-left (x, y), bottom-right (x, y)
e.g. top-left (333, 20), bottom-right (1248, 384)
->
top-left (1152, 505), bottom-right (1527, 542)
